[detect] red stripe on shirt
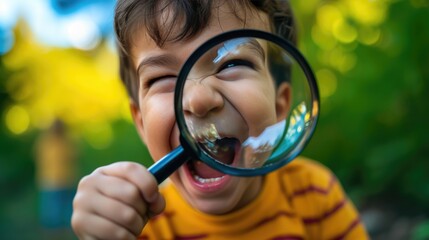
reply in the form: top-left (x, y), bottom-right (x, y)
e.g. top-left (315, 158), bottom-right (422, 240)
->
top-left (292, 175), bottom-right (336, 197)
top-left (271, 235), bottom-right (304, 240)
top-left (251, 210), bottom-right (297, 229)
top-left (303, 198), bottom-right (347, 224)
top-left (329, 217), bottom-right (361, 240)
top-left (140, 234), bottom-right (208, 240)
top-left (175, 234), bottom-right (208, 240)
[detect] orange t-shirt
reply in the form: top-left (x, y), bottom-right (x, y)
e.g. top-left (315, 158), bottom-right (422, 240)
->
top-left (140, 158), bottom-right (369, 239)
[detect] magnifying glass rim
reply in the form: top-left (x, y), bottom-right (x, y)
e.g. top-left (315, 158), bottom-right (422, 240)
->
top-left (174, 29), bottom-right (320, 177)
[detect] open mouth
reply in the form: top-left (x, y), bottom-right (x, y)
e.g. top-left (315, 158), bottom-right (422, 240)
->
top-left (200, 137), bottom-right (240, 165)
top-left (186, 123), bottom-right (243, 186)
top-left (191, 123), bottom-right (242, 164)
top-left (183, 137), bottom-right (240, 187)
top-left (187, 160), bottom-right (225, 183)
top-left (188, 137), bottom-right (240, 182)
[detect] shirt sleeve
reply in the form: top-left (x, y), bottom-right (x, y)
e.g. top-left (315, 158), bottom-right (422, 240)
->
top-left (319, 175), bottom-right (369, 239)
top-left (282, 158), bottom-right (369, 239)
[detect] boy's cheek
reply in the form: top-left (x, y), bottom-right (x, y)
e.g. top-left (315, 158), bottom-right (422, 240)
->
top-left (143, 120), bottom-right (179, 161)
top-left (170, 125), bottom-right (181, 148)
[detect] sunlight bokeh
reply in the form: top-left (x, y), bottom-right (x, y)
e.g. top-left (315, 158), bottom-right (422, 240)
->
top-left (0, 0), bottom-right (130, 150)
top-left (2, 32), bottom-right (130, 148)
top-left (294, 0), bottom-right (391, 101)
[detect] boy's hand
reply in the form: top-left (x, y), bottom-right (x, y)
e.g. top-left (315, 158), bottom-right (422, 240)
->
top-left (71, 162), bottom-right (165, 240)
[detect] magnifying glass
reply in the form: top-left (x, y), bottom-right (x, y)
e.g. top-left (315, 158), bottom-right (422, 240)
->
top-left (148, 29), bottom-right (319, 183)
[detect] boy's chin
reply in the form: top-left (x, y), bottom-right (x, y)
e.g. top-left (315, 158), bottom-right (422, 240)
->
top-left (189, 197), bottom-right (239, 215)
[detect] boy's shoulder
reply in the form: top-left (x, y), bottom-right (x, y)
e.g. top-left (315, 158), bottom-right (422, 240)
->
top-left (275, 157), bottom-right (338, 198)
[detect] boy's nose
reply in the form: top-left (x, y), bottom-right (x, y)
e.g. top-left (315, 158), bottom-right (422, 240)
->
top-left (182, 79), bottom-right (224, 118)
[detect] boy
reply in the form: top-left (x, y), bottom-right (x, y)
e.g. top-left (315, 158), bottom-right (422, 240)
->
top-left (71, 0), bottom-right (369, 239)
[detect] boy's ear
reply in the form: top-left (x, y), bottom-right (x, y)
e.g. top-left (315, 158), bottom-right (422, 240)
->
top-left (129, 100), bottom-right (146, 143)
top-left (275, 82), bottom-right (292, 121)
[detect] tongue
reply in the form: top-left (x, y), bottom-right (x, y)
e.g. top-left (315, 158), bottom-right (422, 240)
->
top-left (192, 161), bottom-right (224, 178)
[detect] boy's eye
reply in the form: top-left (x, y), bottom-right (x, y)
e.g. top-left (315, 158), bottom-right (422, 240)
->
top-left (146, 75), bottom-right (176, 93)
top-left (147, 75), bottom-right (174, 86)
top-left (218, 59), bottom-right (255, 72)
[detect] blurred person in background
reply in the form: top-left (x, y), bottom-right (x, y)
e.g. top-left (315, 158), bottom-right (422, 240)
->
top-left (34, 118), bottom-right (77, 229)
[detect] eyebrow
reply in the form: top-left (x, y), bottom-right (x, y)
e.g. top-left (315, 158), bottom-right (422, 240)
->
top-left (137, 54), bottom-right (180, 76)
top-left (245, 39), bottom-right (266, 61)
top-left (215, 38), bottom-right (266, 63)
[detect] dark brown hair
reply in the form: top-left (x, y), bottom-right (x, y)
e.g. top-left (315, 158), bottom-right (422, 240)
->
top-left (114, 0), bottom-right (297, 104)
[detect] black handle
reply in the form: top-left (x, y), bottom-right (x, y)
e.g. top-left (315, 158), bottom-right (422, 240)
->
top-left (148, 146), bottom-right (190, 183)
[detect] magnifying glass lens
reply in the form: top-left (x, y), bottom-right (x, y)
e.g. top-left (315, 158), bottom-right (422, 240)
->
top-left (177, 32), bottom-right (318, 175)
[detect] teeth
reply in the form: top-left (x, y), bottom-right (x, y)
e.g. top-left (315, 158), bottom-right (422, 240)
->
top-left (193, 174), bottom-right (224, 183)
top-left (192, 171), bottom-right (225, 183)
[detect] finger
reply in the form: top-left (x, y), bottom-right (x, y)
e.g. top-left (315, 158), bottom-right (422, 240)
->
top-left (74, 190), bottom-right (145, 236)
top-left (98, 162), bottom-right (160, 203)
top-left (93, 194), bottom-right (145, 236)
top-left (90, 173), bottom-right (148, 218)
top-left (148, 193), bottom-right (166, 217)
top-left (72, 211), bottom-right (136, 240)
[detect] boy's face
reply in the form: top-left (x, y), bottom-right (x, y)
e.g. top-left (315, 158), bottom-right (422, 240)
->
top-left (130, 3), bottom-right (290, 214)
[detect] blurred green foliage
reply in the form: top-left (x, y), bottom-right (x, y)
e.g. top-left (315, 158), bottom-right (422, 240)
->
top-left (413, 220), bottom-right (429, 240)
top-left (301, 1), bottom-right (429, 215)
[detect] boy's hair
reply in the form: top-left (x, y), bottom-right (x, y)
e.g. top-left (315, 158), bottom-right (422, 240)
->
top-left (114, 0), bottom-right (297, 105)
